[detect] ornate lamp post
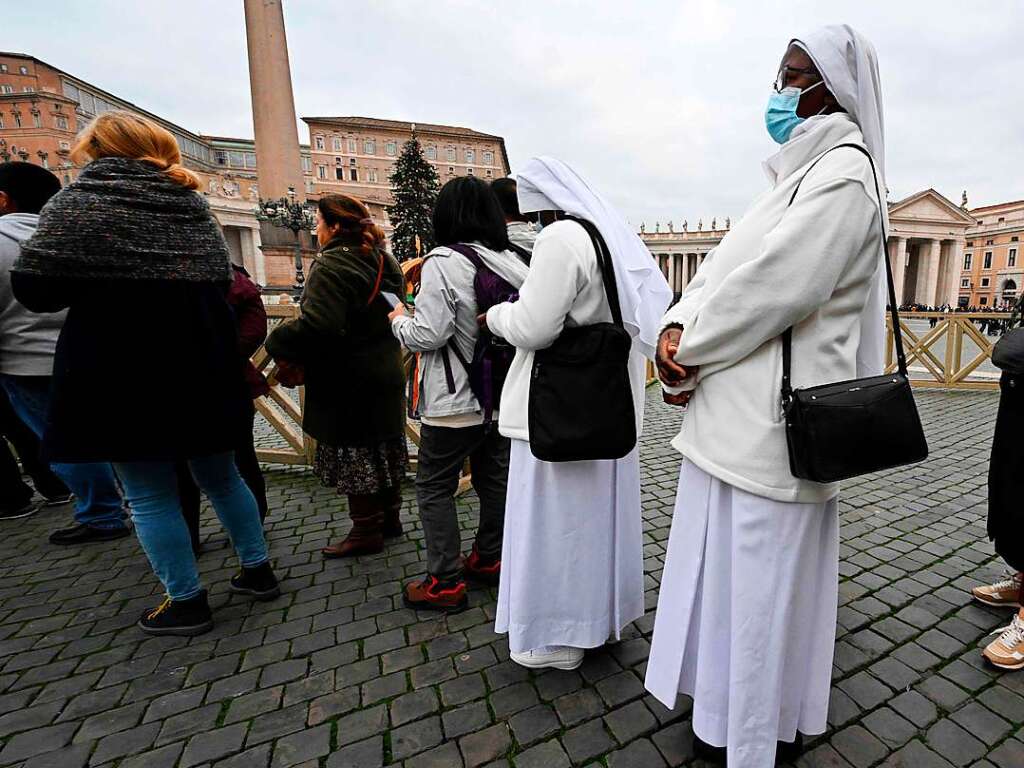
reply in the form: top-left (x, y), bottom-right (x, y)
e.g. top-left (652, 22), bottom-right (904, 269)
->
top-left (255, 186), bottom-right (315, 298)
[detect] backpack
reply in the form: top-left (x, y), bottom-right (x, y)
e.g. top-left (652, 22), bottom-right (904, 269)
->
top-left (439, 244), bottom-right (519, 421)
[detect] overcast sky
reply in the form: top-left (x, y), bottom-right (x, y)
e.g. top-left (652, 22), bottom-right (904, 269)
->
top-left (7, 1), bottom-right (1023, 224)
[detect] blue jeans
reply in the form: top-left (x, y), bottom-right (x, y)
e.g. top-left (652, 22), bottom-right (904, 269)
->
top-left (114, 453), bottom-right (269, 601)
top-left (0, 375), bottom-right (127, 530)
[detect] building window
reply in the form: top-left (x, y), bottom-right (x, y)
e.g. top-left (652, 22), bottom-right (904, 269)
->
top-left (485, 169), bottom-right (492, 178)
top-left (467, 167), bottom-right (474, 176)
top-left (305, 178), bottom-right (314, 194)
top-left (447, 166), bottom-right (454, 175)
top-left (999, 217), bottom-right (1005, 223)
top-left (961, 278), bottom-right (970, 288)
top-left (446, 147), bottom-right (456, 162)
top-left (1, 85), bottom-right (13, 94)
top-left (364, 139), bottom-right (375, 154)
top-left (348, 138), bottom-right (356, 153)
top-left (335, 168), bottom-right (343, 180)
top-left (12, 112), bottom-right (21, 127)
top-left (1012, 236), bottom-right (1019, 242)
top-left (986, 239), bottom-right (994, 245)
top-left (349, 168), bottom-right (358, 181)
top-left (0, 115), bottom-right (5, 129)
top-left (465, 149), bottom-right (475, 164)
top-left (0, 65), bottom-right (6, 73)
top-left (332, 137), bottom-right (342, 152)
top-left (335, 156), bottom-right (342, 166)
top-left (58, 140), bottom-right (70, 150)
top-left (32, 112), bottom-right (41, 128)
top-left (426, 145), bottom-right (437, 161)
top-left (55, 115), bottom-right (68, 130)
top-left (963, 253), bottom-right (972, 270)
top-left (301, 156), bottom-right (311, 172)
top-left (386, 141), bottom-right (397, 156)
top-left (1010, 248), bottom-right (1018, 267)
top-left (483, 150), bottom-right (494, 165)
top-left (980, 296), bottom-right (988, 305)
top-left (18, 66), bottom-right (27, 75)
top-left (368, 168), bottom-right (378, 183)
top-left (984, 251), bottom-right (993, 269)
top-left (22, 86), bottom-right (34, 93)
top-left (314, 135), bottom-right (325, 151)
top-left (317, 165), bottom-right (327, 179)
top-left (981, 277), bottom-right (990, 287)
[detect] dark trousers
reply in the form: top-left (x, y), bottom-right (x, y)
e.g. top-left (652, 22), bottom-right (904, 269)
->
top-left (1, 386), bottom-right (68, 507)
top-left (176, 403), bottom-right (267, 550)
top-left (416, 422), bottom-right (509, 580)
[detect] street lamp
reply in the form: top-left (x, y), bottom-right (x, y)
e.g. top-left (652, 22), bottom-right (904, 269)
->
top-left (255, 186), bottom-right (315, 298)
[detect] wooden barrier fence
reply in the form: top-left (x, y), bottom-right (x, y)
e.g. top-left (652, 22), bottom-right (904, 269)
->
top-left (885, 311), bottom-right (1010, 391)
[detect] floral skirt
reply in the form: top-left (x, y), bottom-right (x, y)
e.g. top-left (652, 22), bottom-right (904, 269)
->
top-left (314, 437), bottom-right (408, 497)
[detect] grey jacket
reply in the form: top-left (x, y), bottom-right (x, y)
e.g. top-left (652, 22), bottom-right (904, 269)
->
top-left (0, 213), bottom-right (65, 376)
top-left (391, 243), bottom-right (529, 419)
top-left (507, 221), bottom-right (538, 257)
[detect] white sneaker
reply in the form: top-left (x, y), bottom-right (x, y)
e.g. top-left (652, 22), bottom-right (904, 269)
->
top-left (510, 645), bottom-right (584, 671)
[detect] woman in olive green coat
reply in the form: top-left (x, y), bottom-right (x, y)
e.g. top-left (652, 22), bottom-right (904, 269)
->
top-left (267, 194), bottom-right (406, 557)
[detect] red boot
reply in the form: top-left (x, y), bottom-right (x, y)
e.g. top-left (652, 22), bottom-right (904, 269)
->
top-left (463, 545), bottom-right (501, 585)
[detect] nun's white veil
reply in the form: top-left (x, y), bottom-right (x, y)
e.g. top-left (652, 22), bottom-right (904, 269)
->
top-left (516, 157), bottom-right (673, 359)
top-left (794, 25), bottom-right (889, 376)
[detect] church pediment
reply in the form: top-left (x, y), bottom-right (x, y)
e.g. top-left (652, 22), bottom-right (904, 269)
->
top-left (889, 189), bottom-right (976, 226)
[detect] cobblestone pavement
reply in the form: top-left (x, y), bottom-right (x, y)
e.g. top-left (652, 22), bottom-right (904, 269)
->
top-left (0, 387), bottom-right (1022, 768)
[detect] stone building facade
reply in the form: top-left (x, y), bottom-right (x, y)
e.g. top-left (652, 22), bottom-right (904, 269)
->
top-left (958, 199), bottom-right (1024, 308)
top-left (303, 116), bottom-right (511, 235)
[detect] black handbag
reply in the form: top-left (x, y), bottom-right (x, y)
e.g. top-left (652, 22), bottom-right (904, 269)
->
top-left (991, 297), bottom-right (1024, 374)
top-left (782, 143), bottom-right (928, 483)
top-left (528, 216), bottom-right (637, 462)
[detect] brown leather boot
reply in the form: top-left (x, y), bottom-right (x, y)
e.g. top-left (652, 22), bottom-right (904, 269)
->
top-left (322, 495), bottom-right (384, 559)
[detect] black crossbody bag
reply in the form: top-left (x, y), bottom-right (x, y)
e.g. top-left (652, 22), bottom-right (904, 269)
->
top-left (782, 143), bottom-right (928, 483)
top-left (528, 216), bottom-right (637, 462)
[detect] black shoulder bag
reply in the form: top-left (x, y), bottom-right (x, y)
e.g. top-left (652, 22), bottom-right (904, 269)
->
top-left (528, 216), bottom-right (637, 462)
top-left (782, 143), bottom-right (928, 483)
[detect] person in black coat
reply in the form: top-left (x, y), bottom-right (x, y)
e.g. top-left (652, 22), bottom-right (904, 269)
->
top-left (10, 110), bottom-right (280, 637)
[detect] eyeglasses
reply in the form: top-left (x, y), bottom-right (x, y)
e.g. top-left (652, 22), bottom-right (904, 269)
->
top-left (774, 65), bottom-right (822, 93)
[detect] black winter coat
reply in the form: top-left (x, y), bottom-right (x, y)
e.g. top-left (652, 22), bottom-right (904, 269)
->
top-left (988, 372), bottom-right (1024, 571)
top-left (265, 236), bottom-right (405, 448)
top-left (11, 273), bottom-right (250, 463)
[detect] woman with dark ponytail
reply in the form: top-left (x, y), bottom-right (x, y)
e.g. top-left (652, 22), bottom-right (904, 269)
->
top-left (266, 194), bottom-right (407, 558)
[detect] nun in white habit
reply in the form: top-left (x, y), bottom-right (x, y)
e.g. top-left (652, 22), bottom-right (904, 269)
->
top-left (484, 157), bottom-right (672, 671)
top-left (645, 26), bottom-right (889, 766)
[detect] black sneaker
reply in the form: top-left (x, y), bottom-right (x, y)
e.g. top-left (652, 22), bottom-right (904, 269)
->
top-left (229, 562), bottom-right (281, 601)
top-left (49, 523), bottom-right (131, 546)
top-left (138, 591), bottom-right (213, 636)
top-left (0, 501), bottom-right (38, 520)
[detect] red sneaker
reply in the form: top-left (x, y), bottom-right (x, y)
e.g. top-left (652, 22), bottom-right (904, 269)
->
top-left (463, 546), bottom-right (501, 585)
top-left (403, 575), bottom-right (468, 614)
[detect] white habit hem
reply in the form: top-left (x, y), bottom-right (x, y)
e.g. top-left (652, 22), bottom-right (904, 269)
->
top-left (495, 439), bottom-right (645, 654)
top-left (645, 460), bottom-right (839, 768)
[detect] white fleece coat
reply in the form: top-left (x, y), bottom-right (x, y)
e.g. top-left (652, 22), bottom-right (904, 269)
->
top-left (487, 219), bottom-right (648, 442)
top-left (663, 114), bottom-right (884, 503)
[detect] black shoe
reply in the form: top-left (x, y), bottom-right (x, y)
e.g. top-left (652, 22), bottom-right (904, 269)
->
top-left (138, 591), bottom-right (213, 636)
top-left (41, 493), bottom-right (74, 507)
top-left (776, 733), bottom-right (804, 764)
top-left (694, 735), bottom-right (727, 765)
top-left (49, 523), bottom-right (130, 545)
top-left (230, 562), bottom-right (281, 601)
top-left (0, 501), bottom-right (38, 520)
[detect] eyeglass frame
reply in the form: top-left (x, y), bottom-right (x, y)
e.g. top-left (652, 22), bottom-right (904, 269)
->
top-left (773, 65), bottom-right (823, 93)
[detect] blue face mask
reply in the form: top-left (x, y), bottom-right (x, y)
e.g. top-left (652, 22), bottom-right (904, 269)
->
top-left (765, 80), bottom-right (824, 144)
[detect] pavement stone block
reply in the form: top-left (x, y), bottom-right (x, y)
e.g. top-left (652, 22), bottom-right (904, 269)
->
top-left (270, 722), bottom-right (331, 768)
top-left (181, 723), bottom-right (248, 768)
top-left (604, 700), bottom-right (657, 744)
top-left (925, 719), bottom-right (986, 766)
top-left (512, 739), bottom-right (572, 768)
top-left (325, 736), bottom-right (382, 768)
top-left (563, 718), bottom-right (616, 764)
top-left (458, 723), bottom-right (511, 768)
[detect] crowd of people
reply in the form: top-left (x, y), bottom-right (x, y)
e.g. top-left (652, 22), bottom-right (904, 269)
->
top-left (0, 23), bottom-right (1020, 768)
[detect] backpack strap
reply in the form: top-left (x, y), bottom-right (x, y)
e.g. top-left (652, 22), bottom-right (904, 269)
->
top-left (562, 215), bottom-right (624, 329)
top-left (507, 242), bottom-right (532, 265)
top-left (436, 244), bottom-right (478, 395)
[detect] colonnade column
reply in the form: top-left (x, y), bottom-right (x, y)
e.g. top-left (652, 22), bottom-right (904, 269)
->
top-left (924, 239), bottom-right (942, 306)
top-left (946, 239), bottom-right (964, 308)
top-left (889, 237), bottom-right (907, 306)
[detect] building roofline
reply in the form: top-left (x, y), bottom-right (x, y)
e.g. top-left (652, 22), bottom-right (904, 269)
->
top-left (969, 199), bottom-right (1024, 214)
top-left (0, 50), bottom-right (214, 145)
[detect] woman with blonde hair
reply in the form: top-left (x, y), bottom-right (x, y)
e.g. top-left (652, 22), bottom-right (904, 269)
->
top-left (11, 110), bottom-right (279, 636)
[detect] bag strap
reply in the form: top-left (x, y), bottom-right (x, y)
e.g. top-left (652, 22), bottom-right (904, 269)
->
top-left (507, 242), bottom-right (532, 265)
top-left (367, 250), bottom-right (386, 306)
top-left (563, 215), bottom-right (625, 329)
top-left (447, 243), bottom-right (487, 271)
top-left (781, 142), bottom-right (907, 404)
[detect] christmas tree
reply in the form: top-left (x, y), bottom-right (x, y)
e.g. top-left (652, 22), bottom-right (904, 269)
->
top-left (388, 133), bottom-right (440, 261)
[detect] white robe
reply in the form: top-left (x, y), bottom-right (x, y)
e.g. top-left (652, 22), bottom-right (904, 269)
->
top-left (645, 461), bottom-right (838, 768)
top-left (495, 439), bottom-right (645, 653)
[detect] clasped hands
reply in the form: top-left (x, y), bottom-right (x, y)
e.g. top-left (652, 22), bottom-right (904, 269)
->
top-left (657, 327), bottom-right (698, 406)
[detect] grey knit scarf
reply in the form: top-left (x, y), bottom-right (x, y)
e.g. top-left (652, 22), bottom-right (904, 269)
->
top-left (15, 157), bottom-right (231, 282)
